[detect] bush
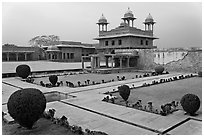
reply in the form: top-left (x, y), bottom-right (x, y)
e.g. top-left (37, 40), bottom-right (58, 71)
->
top-left (49, 75), bottom-right (58, 86)
top-left (16, 64), bottom-right (31, 79)
top-left (118, 85), bottom-right (130, 102)
top-left (180, 94), bottom-right (200, 115)
top-left (198, 71), bottom-right (202, 77)
top-left (7, 88), bottom-right (46, 129)
top-left (155, 65), bottom-right (164, 74)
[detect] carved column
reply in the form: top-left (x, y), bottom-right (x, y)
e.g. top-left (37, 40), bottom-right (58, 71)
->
top-left (120, 57), bottom-right (123, 68)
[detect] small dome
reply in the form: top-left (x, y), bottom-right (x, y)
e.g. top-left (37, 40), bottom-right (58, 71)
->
top-left (124, 7), bottom-right (134, 18)
top-left (47, 45), bottom-right (60, 52)
top-left (119, 21), bottom-right (128, 27)
top-left (98, 14), bottom-right (107, 23)
top-left (145, 13), bottom-right (154, 23)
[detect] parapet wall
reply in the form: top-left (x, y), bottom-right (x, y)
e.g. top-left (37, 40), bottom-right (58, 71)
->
top-left (137, 49), bottom-right (202, 72)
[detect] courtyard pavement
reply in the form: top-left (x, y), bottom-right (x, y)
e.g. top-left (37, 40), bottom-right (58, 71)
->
top-left (2, 72), bottom-right (202, 135)
top-left (2, 61), bottom-right (91, 73)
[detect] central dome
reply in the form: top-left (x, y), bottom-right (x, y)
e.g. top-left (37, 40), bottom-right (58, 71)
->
top-left (124, 7), bottom-right (134, 18)
top-left (98, 14), bottom-right (108, 23)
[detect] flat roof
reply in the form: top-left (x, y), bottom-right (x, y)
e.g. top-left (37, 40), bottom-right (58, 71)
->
top-left (94, 33), bottom-right (159, 40)
top-left (43, 45), bottom-right (95, 49)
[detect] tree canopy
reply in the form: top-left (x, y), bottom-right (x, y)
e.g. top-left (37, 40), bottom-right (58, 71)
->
top-left (29, 35), bottom-right (60, 47)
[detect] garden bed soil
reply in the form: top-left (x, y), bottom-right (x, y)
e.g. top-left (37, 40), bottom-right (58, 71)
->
top-left (2, 118), bottom-right (77, 135)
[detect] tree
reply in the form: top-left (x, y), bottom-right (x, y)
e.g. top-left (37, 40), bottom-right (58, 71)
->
top-left (7, 88), bottom-right (46, 129)
top-left (180, 94), bottom-right (200, 116)
top-left (155, 65), bottom-right (165, 74)
top-left (29, 35), bottom-right (60, 47)
top-left (49, 75), bottom-right (58, 86)
top-left (198, 71), bottom-right (202, 77)
top-left (118, 85), bottom-right (130, 105)
top-left (16, 64), bottom-right (31, 79)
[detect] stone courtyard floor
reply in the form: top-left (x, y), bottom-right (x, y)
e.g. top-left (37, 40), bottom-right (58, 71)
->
top-left (2, 69), bottom-right (202, 135)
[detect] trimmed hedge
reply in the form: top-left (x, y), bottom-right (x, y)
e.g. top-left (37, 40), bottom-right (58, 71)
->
top-left (49, 75), bottom-right (58, 86)
top-left (118, 85), bottom-right (130, 101)
top-left (198, 71), bottom-right (202, 77)
top-left (16, 64), bottom-right (31, 79)
top-left (155, 65), bottom-right (164, 74)
top-left (7, 88), bottom-right (46, 129)
top-left (180, 93), bottom-right (200, 115)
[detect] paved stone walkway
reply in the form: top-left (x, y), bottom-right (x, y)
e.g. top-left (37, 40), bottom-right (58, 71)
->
top-left (2, 72), bottom-right (201, 135)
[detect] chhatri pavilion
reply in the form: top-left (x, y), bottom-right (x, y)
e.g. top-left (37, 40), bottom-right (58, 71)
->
top-left (82, 8), bottom-right (158, 72)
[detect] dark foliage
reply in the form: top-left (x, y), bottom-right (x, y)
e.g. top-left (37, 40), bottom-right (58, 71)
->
top-left (16, 64), bottom-right (31, 79)
top-left (118, 85), bottom-right (130, 101)
top-left (198, 71), bottom-right (202, 77)
top-left (7, 88), bottom-right (46, 129)
top-left (180, 94), bottom-right (200, 115)
top-left (155, 65), bottom-right (164, 74)
top-left (49, 75), bottom-right (58, 86)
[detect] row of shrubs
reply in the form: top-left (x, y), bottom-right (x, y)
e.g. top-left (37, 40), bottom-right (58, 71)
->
top-left (103, 84), bottom-right (200, 116)
top-left (102, 95), bottom-right (179, 116)
top-left (141, 74), bottom-right (195, 87)
top-left (39, 71), bottom-right (165, 88)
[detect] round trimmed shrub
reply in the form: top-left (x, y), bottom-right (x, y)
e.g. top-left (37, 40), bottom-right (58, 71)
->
top-left (198, 71), bottom-right (202, 77)
top-left (7, 88), bottom-right (46, 129)
top-left (118, 85), bottom-right (130, 101)
top-left (49, 75), bottom-right (58, 86)
top-left (180, 94), bottom-right (200, 115)
top-left (155, 65), bottom-right (164, 74)
top-left (16, 64), bottom-right (31, 79)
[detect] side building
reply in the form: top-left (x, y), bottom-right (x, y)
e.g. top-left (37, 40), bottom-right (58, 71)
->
top-left (2, 44), bottom-right (46, 61)
top-left (43, 41), bottom-right (96, 62)
top-left (2, 41), bottom-right (96, 62)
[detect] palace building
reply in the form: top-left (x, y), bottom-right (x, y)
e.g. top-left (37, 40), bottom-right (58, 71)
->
top-left (82, 8), bottom-right (158, 72)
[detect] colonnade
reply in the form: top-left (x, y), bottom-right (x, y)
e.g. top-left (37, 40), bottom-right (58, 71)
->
top-left (3, 52), bottom-right (29, 61)
top-left (81, 55), bottom-right (132, 70)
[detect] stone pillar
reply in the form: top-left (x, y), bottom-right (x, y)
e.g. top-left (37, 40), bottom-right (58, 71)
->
top-left (91, 56), bottom-right (94, 70)
top-left (98, 57), bottom-right (100, 68)
top-left (132, 20), bottom-right (134, 27)
top-left (81, 57), bottom-right (84, 70)
top-left (105, 56), bottom-right (109, 68)
top-left (105, 25), bottom-right (107, 31)
top-left (96, 57), bottom-right (100, 68)
top-left (119, 57), bottom-right (123, 68)
top-left (6, 53), bottom-right (9, 61)
top-left (152, 25), bottom-right (154, 32)
top-left (98, 25), bottom-right (100, 31)
top-left (111, 56), bottom-right (114, 68)
top-left (25, 53), bottom-right (27, 61)
top-left (127, 57), bottom-right (130, 68)
top-left (16, 53), bottom-right (19, 61)
top-left (145, 24), bottom-right (146, 31)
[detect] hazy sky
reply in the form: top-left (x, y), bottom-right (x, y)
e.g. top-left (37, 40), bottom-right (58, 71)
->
top-left (2, 2), bottom-right (202, 48)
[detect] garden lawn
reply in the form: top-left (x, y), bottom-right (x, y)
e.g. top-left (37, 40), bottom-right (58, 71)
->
top-left (112, 77), bottom-right (202, 113)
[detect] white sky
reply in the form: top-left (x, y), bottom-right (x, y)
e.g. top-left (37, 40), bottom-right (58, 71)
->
top-left (2, 2), bottom-right (202, 48)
